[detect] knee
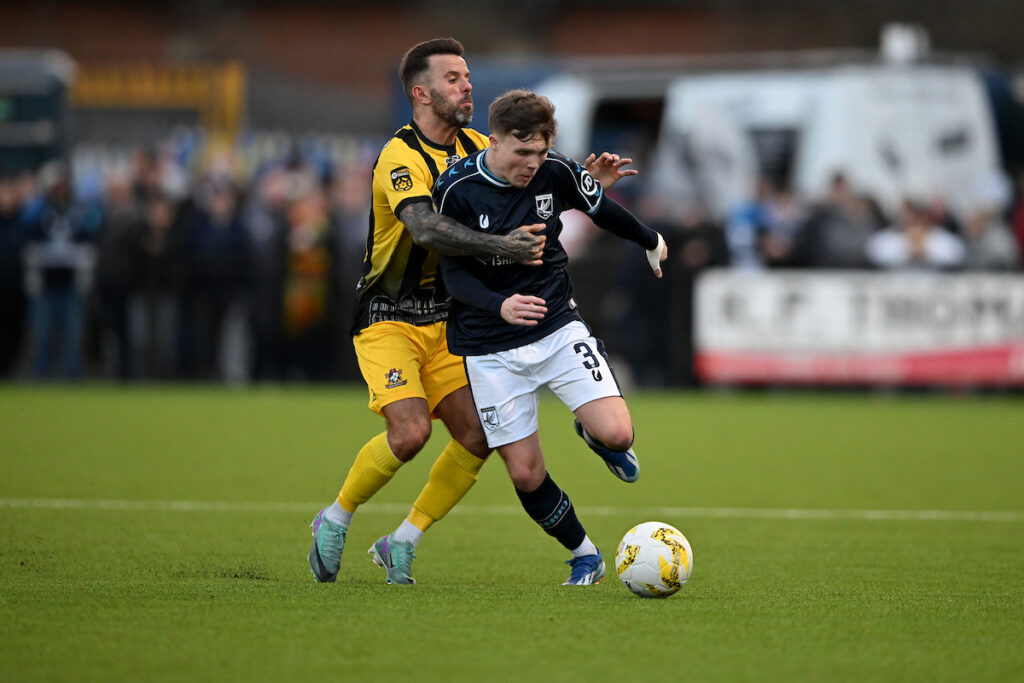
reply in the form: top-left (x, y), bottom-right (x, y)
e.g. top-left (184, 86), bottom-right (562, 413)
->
top-left (387, 417), bottom-right (431, 462)
top-left (506, 460), bottom-right (544, 492)
top-left (451, 422), bottom-right (490, 459)
top-left (593, 421), bottom-right (634, 452)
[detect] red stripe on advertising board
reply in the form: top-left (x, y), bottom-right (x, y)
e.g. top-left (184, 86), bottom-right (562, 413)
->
top-left (696, 344), bottom-right (1024, 386)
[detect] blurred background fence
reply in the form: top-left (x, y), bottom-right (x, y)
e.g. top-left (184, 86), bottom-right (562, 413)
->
top-left (2, 1), bottom-right (1023, 388)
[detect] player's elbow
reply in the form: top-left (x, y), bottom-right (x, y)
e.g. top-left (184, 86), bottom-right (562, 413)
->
top-left (400, 204), bottom-right (443, 249)
top-left (409, 229), bottom-right (440, 250)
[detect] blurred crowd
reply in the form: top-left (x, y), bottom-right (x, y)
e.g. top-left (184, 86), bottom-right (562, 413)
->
top-left (610, 169), bottom-right (1023, 276)
top-left (1, 129), bottom-right (1023, 385)
top-left (1, 130), bottom-right (374, 382)
top-left (715, 171), bottom-right (1022, 273)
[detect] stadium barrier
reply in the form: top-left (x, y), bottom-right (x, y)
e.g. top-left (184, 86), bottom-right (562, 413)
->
top-left (694, 269), bottom-right (1024, 386)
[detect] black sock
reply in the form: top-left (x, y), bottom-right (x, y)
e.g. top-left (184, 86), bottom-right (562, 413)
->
top-left (515, 472), bottom-right (586, 551)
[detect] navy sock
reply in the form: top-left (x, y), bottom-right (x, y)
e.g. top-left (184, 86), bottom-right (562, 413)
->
top-left (515, 472), bottom-right (586, 551)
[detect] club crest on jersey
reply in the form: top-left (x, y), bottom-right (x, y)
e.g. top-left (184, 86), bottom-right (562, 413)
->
top-left (479, 214), bottom-right (490, 229)
top-left (445, 154), bottom-right (461, 167)
top-left (480, 406), bottom-right (499, 430)
top-left (390, 167), bottom-right (413, 191)
top-left (385, 368), bottom-right (407, 389)
top-left (535, 193), bottom-right (554, 219)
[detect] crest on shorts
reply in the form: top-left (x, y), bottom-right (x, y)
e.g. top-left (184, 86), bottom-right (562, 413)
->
top-left (480, 406), bottom-right (499, 430)
top-left (535, 193), bottom-right (553, 220)
top-left (385, 368), bottom-right (407, 389)
top-left (390, 167), bottom-right (413, 191)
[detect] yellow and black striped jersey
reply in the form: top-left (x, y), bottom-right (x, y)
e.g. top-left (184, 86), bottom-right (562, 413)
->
top-left (352, 121), bottom-right (489, 333)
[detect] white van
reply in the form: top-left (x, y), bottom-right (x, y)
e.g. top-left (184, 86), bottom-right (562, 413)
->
top-left (651, 64), bottom-right (1002, 218)
top-left (535, 51), bottom-right (1004, 220)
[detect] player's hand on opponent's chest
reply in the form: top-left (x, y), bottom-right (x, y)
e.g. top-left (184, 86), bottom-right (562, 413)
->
top-left (500, 293), bottom-right (548, 326)
top-left (503, 223), bottom-right (546, 266)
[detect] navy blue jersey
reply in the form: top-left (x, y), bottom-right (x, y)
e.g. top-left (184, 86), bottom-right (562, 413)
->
top-left (434, 149), bottom-right (606, 356)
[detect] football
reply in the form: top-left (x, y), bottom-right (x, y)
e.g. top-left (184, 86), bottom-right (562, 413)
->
top-left (615, 521), bottom-right (693, 598)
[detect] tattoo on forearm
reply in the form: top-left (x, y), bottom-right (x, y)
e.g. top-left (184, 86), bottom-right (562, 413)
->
top-left (402, 203), bottom-right (537, 261)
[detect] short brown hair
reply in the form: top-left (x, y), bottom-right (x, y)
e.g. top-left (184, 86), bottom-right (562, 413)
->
top-left (399, 38), bottom-right (464, 104)
top-left (488, 90), bottom-right (557, 145)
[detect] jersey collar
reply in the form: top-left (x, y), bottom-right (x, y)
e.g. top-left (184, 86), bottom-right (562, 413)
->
top-left (409, 119), bottom-right (458, 154)
top-left (478, 150), bottom-right (512, 187)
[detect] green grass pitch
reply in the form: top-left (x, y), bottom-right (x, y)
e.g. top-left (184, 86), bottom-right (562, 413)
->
top-left (1, 385), bottom-right (1022, 681)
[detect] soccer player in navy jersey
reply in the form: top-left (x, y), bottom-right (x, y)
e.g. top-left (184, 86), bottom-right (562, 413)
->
top-left (433, 89), bottom-right (668, 584)
top-left (308, 39), bottom-right (638, 586)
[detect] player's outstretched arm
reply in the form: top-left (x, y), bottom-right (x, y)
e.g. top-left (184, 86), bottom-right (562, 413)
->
top-left (587, 195), bottom-right (667, 278)
top-left (401, 203), bottom-right (545, 265)
top-left (589, 196), bottom-right (667, 278)
top-left (584, 152), bottom-right (638, 190)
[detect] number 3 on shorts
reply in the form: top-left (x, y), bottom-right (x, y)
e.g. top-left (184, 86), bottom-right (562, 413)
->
top-left (573, 342), bottom-right (603, 382)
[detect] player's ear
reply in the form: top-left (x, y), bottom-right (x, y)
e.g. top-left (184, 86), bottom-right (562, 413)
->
top-left (411, 83), bottom-right (431, 106)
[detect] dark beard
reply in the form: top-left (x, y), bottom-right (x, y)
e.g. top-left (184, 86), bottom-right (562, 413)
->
top-left (430, 88), bottom-right (473, 126)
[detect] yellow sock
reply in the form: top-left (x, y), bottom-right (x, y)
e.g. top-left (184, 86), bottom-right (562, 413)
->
top-left (407, 440), bottom-right (487, 532)
top-left (337, 432), bottom-right (402, 513)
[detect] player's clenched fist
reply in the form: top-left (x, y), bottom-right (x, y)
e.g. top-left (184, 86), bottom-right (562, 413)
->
top-left (500, 294), bottom-right (547, 326)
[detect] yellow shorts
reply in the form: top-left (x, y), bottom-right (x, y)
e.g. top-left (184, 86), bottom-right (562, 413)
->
top-left (353, 320), bottom-right (468, 416)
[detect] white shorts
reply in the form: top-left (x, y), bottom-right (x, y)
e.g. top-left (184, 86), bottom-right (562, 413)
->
top-left (465, 320), bottom-right (623, 448)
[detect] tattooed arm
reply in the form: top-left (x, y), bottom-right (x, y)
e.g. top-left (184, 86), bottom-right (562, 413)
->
top-left (400, 202), bottom-right (545, 266)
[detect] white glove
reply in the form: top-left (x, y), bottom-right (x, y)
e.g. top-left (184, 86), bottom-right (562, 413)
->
top-left (646, 232), bottom-right (666, 278)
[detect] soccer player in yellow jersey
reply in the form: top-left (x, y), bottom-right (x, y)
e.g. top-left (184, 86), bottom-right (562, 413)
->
top-left (309, 38), bottom-right (636, 584)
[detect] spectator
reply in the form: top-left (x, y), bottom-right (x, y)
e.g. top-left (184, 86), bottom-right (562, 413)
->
top-left (136, 192), bottom-right (185, 379)
top-left (927, 194), bottom-right (964, 237)
top-left (960, 201), bottom-right (1020, 271)
top-left (243, 165), bottom-right (289, 381)
top-left (1010, 172), bottom-right (1024, 265)
top-left (15, 169), bottom-right (45, 225)
top-left (132, 144), bottom-right (188, 205)
top-left (281, 185), bottom-right (336, 380)
top-left (326, 160), bottom-right (372, 381)
top-left (0, 173), bottom-right (29, 376)
top-left (92, 170), bottom-right (142, 379)
top-left (777, 173), bottom-right (881, 268)
top-left (758, 180), bottom-right (805, 267)
top-left (866, 198), bottom-right (966, 270)
top-left (23, 165), bottom-right (101, 379)
top-left (661, 197), bottom-right (729, 385)
top-left (180, 177), bottom-right (250, 380)
top-left (724, 177), bottom-right (770, 269)
top-left (725, 176), bottom-right (803, 269)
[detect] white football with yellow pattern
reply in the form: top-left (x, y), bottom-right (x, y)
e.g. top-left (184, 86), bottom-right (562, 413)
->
top-left (615, 521), bottom-right (693, 598)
